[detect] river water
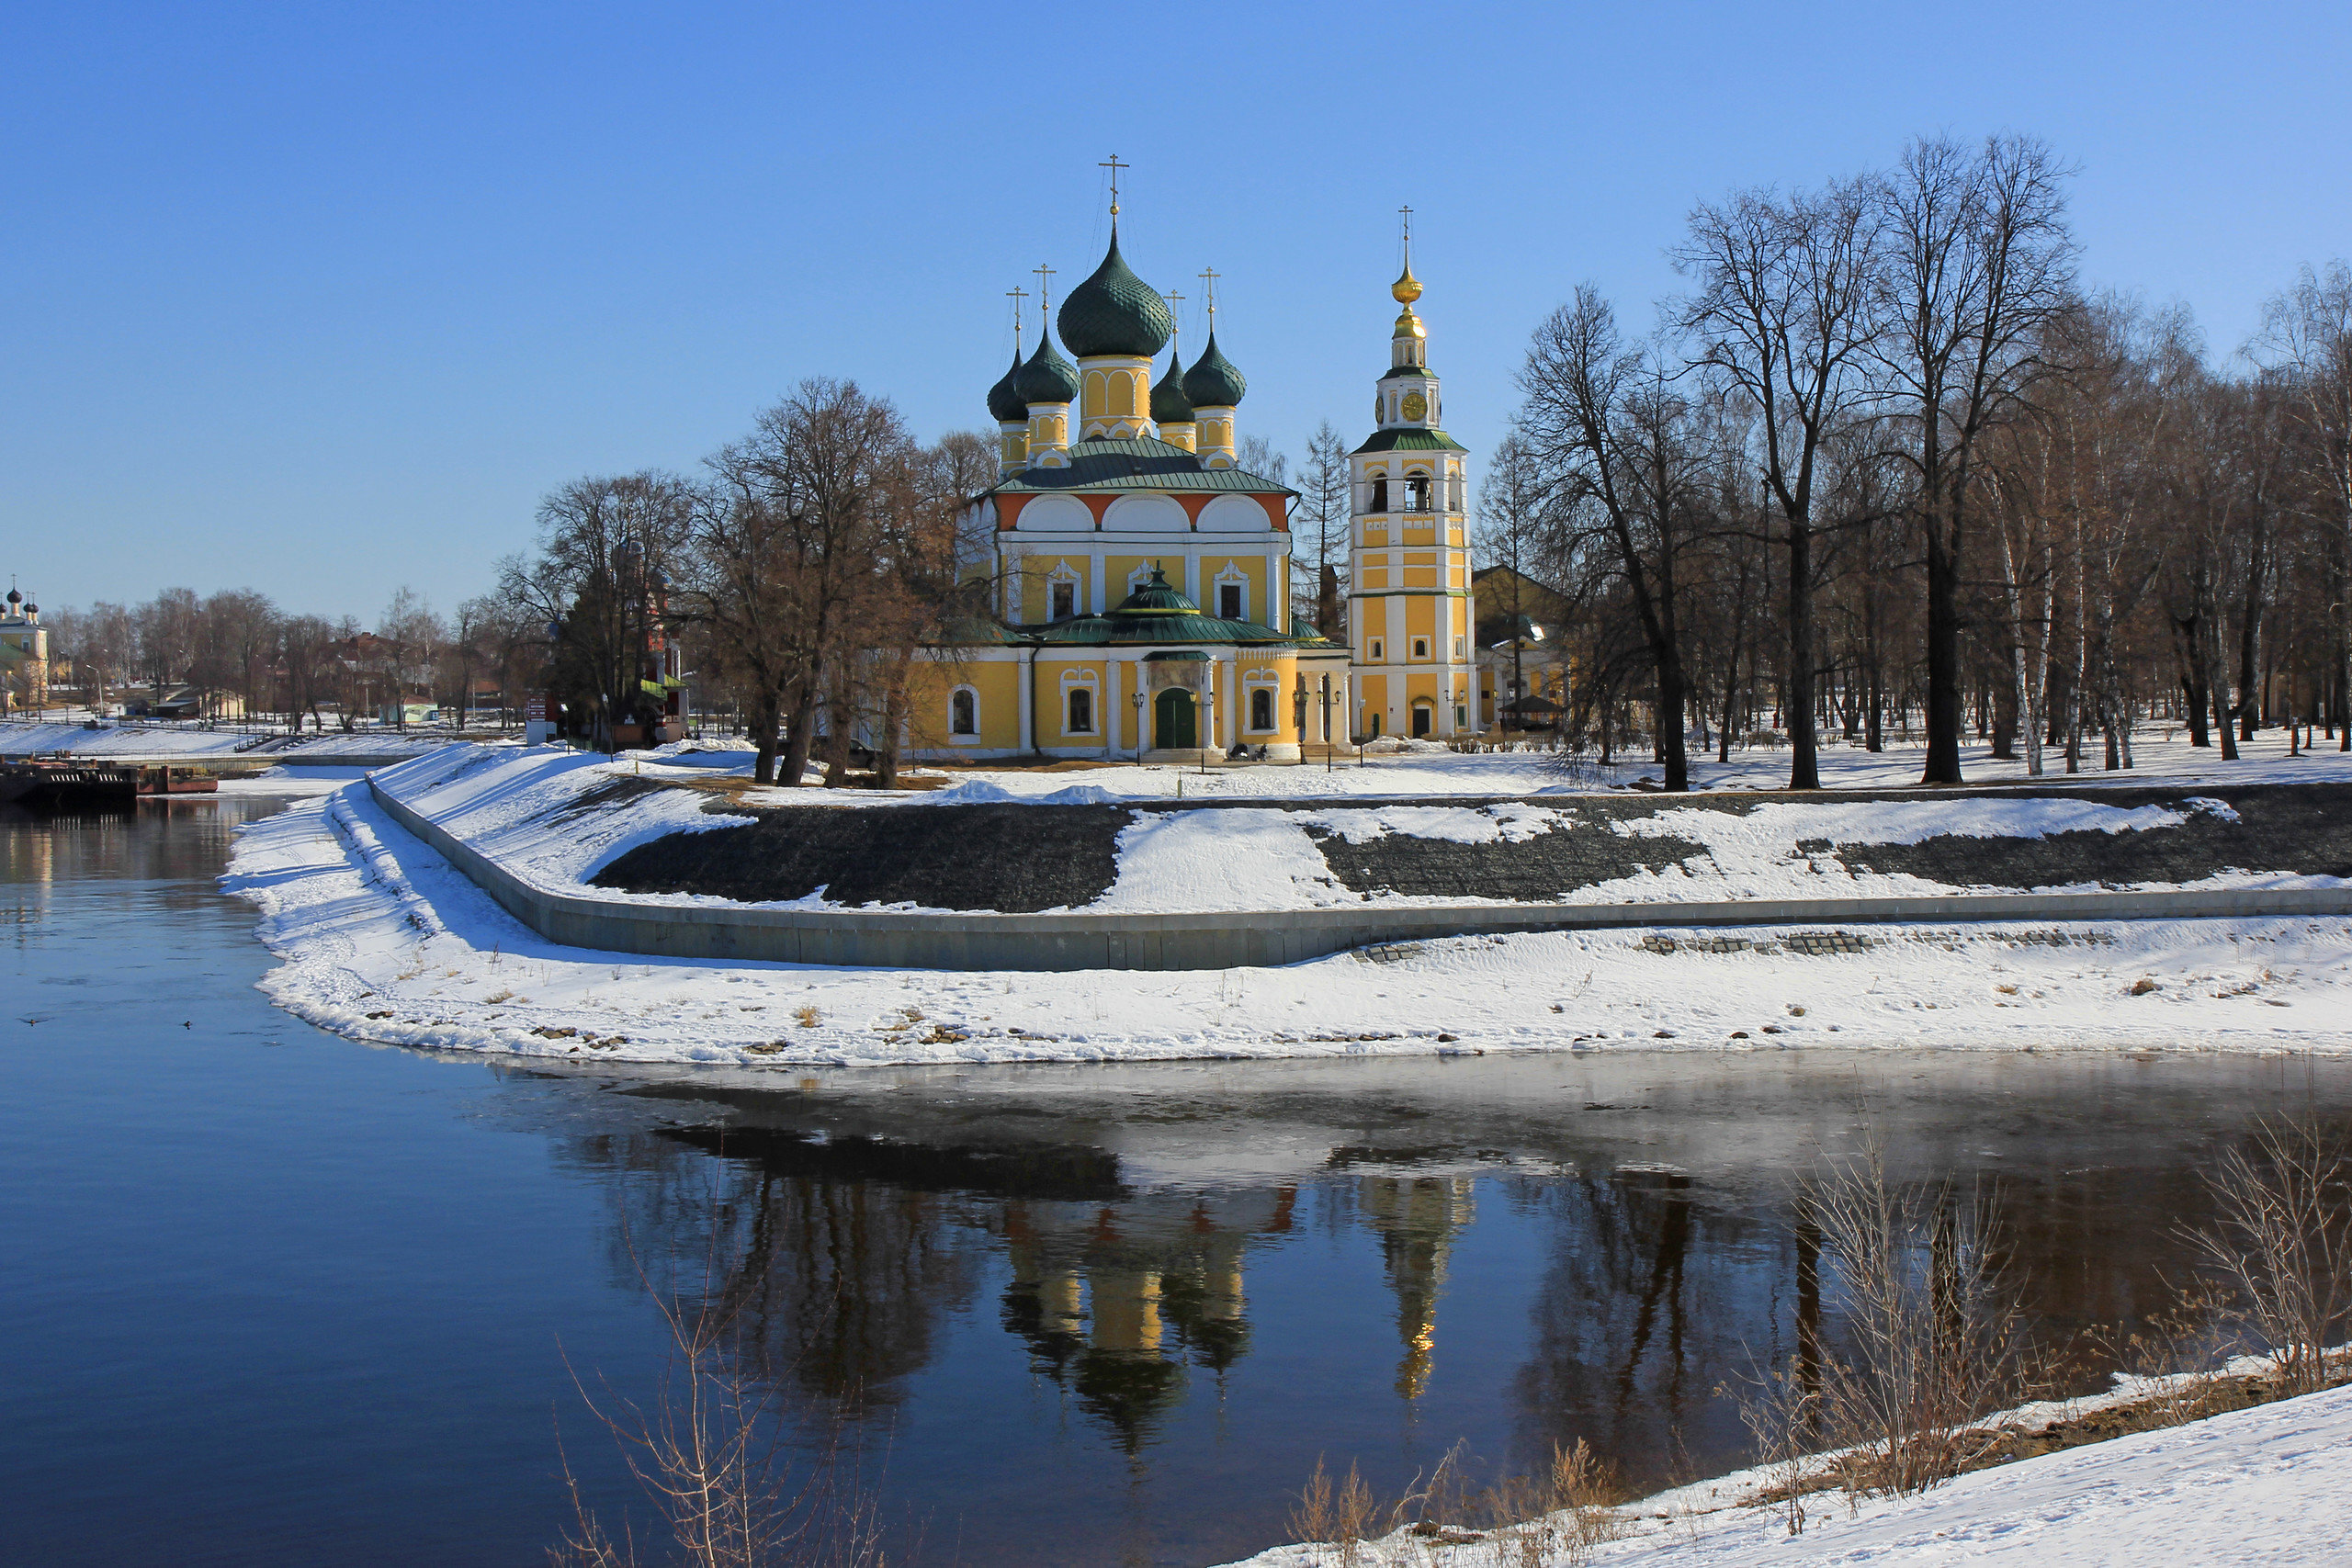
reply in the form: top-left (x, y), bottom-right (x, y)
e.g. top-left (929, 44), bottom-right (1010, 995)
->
top-left (6, 796), bottom-right (2347, 1568)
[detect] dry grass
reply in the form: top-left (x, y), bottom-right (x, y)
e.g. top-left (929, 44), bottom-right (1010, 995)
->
top-left (1728, 1143), bottom-right (2049, 1533)
top-left (794, 1006), bottom-right (822, 1029)
top-left (551, 1218), bottom-right (896, 1568)
top-left (2184, 1113), bottom-right (2352, 1396)
top-left (1286, 1439), bottom-right (1627, 1566)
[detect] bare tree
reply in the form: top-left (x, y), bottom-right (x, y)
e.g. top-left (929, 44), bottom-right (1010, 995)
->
top-left (1518, 289), bottom-right (1702, 790)
top-left (2255, 261), bottom-right (2352, 750)
top-left (1871, 133), bottom-right (2078, 784)
top-left (1294, 420), bottom-right (1351, 635)
top-left (1679, 175), bottom-right (1882, 788)
top-left (505, 475), bottom-right (695, 751)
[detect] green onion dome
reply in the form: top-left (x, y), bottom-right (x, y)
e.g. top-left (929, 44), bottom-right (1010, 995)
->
top-left (1182, 332), bottom-right (1247, 407)
top-left (1013, 331), bottom-right (1080, 405)
top-left (1149, 348), bottom-right (1194, 423)
top-left (986, 349), bottom-right (1027, 423)
top-left (1114, 565), bottom-right (1197, 615)
top-left (1057, 229), bottom-right (1173, 358)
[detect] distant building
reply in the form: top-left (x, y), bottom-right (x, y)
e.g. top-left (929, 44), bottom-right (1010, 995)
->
top-left (0, 587), bottom-right (49, 713)
top-left (915, 209), bottom-right (1470, 758)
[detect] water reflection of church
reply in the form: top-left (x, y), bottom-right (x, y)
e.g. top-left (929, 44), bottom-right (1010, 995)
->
top-left (988, 1175), bottom-right (1476, 1449)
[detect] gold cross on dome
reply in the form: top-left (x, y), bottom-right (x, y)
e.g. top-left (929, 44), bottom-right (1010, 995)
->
top-left (1005, 286), bottom-right (1028, 347)
top-left (1033, 263), bottom-right (1056, 315)
top-left (1197, 266), bottom-right (1219, 321)
top-left (1099, 153), bottom-right (1128, 216)
top-left (1399, 205), bottom-right (1414, 264)
top-left (1163, 290), bottom-right (1184, 347)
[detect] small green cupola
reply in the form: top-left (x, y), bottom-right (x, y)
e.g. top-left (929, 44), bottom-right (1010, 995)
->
top-left (986, 350), bottom-right (1027, 423)
top-left (1013, 331), bottom-right (1080, 406)
top-left (1057, 228), bottom-right (1174, 359)
top-left (1152, 345), bottom-right (1204, 451)
top-left (1182, 333), bottom-right (1247, 408)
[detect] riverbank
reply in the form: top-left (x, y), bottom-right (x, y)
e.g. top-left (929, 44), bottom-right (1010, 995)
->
top-left (221, 754), bottom-right (2352, 1066)
top-left (1221, 1370), bottom-right (2352, 1565)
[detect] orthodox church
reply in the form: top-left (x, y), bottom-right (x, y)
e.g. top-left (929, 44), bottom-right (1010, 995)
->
top-left (917, 201), bottom-right (1477, 760)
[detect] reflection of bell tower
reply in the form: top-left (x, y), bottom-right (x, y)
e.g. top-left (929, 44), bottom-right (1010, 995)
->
top-left (1357, 1176), bottom-right (1476, 1400)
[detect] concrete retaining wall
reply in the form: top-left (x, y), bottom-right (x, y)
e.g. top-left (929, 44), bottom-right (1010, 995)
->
top-left (368, 778), bottom-right (2352, 973)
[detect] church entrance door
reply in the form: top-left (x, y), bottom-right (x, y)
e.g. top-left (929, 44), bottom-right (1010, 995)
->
top-left (1153, 688), bottom-right (1196, 750)
top-left (1411, 702), bottom-right (1434, 738)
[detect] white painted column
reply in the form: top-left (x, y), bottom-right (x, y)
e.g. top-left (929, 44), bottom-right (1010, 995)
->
top-left (1017, 649), bottom-right (1035, 753)
top-left (1184, 553), bottom-right (1200, 605)
top-left (1107, 660), bottom-right (1121, 753)
top-left (1091, 554), bottom-right (1106, 615)
top-left (1266, 548), bottom-right (1282, 630)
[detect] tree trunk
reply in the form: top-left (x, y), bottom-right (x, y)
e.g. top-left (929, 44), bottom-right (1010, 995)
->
top-left (1787, 522), bottom-right (1818, 788)
top-left (1921, 504), bottom-right (1964, 783)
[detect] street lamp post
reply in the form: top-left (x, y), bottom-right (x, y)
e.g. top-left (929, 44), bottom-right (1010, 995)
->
top-left (1200, 671), bottom-right (1216, 776)
top-left (1293, 675), bottom-right (1308, 766)
top-left (1132, 686), bottom-right (1146, 761)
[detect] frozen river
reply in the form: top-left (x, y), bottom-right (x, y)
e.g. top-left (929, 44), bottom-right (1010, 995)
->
top-left (6, 795), bottom-right (2348, 1567)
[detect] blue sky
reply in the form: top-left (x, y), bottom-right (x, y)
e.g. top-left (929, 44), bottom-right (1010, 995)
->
top-left (4, 2), bottom-right (2346, 621)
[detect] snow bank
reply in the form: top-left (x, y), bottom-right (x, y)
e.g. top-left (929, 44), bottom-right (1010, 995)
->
top-left (0, 721), bottom-right (251, 756)
top-left (220, 777), bottom-right (2352, 1069)
top-left (1225, 1378), bottom-right (2352, 1566)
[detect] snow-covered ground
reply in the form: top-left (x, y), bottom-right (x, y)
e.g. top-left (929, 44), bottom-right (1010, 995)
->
top-left (220, 762), bottom-right (2352, 1067)
top-left (0, 720), bottom-right (255, 757)
top-left (0, 720), bottom-right (476, 761)
top-left (358, 742), bottom-right (2347, 919)
top-left (1221, 1377), bottom-right (2352, 1567)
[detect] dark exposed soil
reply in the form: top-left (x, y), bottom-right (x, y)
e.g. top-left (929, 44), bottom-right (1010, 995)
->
top-left (588, 781), bottom-right (2352, 911)
top-left (1311, 782), bottom-right (2352, 901)
top-left (1839, 783), bottom-right (2352, 888)
top-left (593, 801), bottom-right (1132, 912)
top-left (1306, 814), bottom-right (1711, 900)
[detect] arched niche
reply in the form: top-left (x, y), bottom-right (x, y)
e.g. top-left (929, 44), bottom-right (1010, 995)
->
top-left (1015, 494), bottom-right (1094, 533)
top-left (1196, 494), bottom-right (1272, 533)
top-left (1101, 494), bottom-right (1189, 533)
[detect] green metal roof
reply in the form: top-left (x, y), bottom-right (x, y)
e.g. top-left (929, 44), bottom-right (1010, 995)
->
top-left (987, 437), bottom-right (1296, 497)
top-left (1351, 427), bottom-right (1469, 455)
top-left (943, 567), bottom-right (1346, 651)
top-left (1057, 228), bottom-right (1174, 358)
top-left (1380, 363), bottom-right (1439, 381)
top-left (1149, 349), bottom-right (1194, 423)
top-left (987, 349), bottom-right (1027, 422)
top-left (1013, 332), bottom-right (1080, 404)
top-left (1182, 332), bottom-right (1248, 407)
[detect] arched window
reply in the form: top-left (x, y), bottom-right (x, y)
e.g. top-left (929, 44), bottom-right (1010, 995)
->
top-left (1067, 687), bottom-right (1093, 734)
top-left (950, 688), bottom-right (977, 736)
top-left (1050, 580), bottom-right (1077, 620)
top-left (1370, 477), bottom-right (1390, 513)
top-left (1406, 476), bottom-right (1431, 511)
top-left (1250, 687), bottom-right (1273, 731)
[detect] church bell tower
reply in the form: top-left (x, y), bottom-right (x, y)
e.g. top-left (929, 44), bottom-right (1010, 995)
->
top-left (1346, 212), bottom-right (1475, 740)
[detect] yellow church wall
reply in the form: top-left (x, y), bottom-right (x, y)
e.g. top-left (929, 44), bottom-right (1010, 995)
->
top-left (907, 657), bottom-right (1024, 753)
top-left (1017, 554), bottom-right (1093, 622)
top-left (1358, 566), bottom-right (1390, 589)
top-left (1203, 556), bottom-right (1269, 623)
top-left (1044, 656), bottom-right (1113, 749)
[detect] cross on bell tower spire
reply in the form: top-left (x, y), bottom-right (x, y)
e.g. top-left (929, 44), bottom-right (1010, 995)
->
top-left (1099, 153), bottom-right (1127, 219)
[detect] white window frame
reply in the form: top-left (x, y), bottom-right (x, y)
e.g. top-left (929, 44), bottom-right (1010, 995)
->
top-left (948, 684), bottom-right (981, 744)
top-left (1369, 637), bottom-right (1385, 662)
top-left (1213, 564), bottom-right (1250, 623)
top-left (1057, 669), bottom-right (1101, 738)
top-left (1045, 562), bottom-right (1082, 622)
top-left (1412, 637), bottom-right (1430, 660)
